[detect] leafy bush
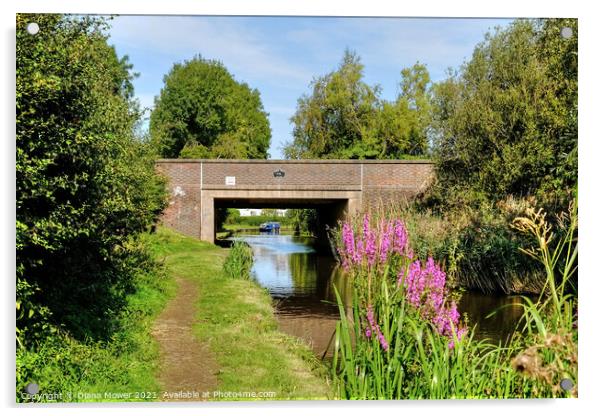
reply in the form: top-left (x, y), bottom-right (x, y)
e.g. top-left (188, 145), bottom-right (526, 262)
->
top-left (362, 200), bottom-right (543, 294)
top-left (430, 19), bottom-right (577, 212)
top-left (286, 209), bottom-right (320, 236)
top-left (17, 14), bottom-right (167, 345)
top-left (16, 238), bottom-right (174, 402)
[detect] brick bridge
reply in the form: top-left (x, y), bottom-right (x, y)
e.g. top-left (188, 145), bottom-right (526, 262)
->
top-left (156, 159), bottom-right (433, 243)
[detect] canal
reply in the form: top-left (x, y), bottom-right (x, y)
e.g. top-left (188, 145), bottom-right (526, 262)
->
top-left (231, 232), bottom-right (526, 358)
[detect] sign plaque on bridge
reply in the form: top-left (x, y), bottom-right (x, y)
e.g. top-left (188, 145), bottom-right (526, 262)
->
top-left (225, 176), bottom-right (236, 186)
top-left (273, 169), bottom-right (285, 178)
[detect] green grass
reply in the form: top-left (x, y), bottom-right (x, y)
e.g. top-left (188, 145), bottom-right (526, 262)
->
top-left (223, 223), bottom-right (260, 231)
top-left (16, 242), bottom-right (177, 403)
top-left (147, 227), bottom-right (333, 400)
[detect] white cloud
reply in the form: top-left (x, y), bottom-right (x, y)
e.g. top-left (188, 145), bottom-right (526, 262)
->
top-left (109, 16), bottom-right (313, 87)
top-left (107, 15), bottom-right (512, 156)
top-left (335, 18), bottom-right (509, 77)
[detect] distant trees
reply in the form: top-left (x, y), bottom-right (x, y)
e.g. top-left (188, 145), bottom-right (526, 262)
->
top-left (287, 19), bottom-right (577, 212)
top-left (429, 19), bottom-right (578, 209)
top-left (284, 50), bottom-right (432, 159)
top-left (16, 14), bottom-right (167, 345)
top-left (150, 56), bottom-right (271, 159)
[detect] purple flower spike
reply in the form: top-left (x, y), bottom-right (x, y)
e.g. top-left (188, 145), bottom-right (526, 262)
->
top-left (366, 305), bottom-right (389, 352)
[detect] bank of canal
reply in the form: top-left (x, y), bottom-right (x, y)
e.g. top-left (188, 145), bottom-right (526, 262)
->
top-left (232, 232), bottom-right (528, 358)
top-left (150, 228), bottom-right (332, 400)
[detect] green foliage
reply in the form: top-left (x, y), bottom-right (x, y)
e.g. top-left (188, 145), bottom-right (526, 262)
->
top-left (16, 237), bottom-right (176, 402)
top-left (179, 143), bottom-right (211, 159)
top-left (361, 201), bottom-right (542, 294)
top-left (429, 19), bottom-right (577, 211)
top-left (16, 13), bottom-right (167, 346)
top-left (444, 210), bottom-right (538, 293)
top-left (223, 241), bottom-right (254, 280)
top-left (223, 208), bottom-right (241, 225)
top-left (286, 208), bottom-right (320, 236)
top-left (284, 50), bottom-right (431, 159)
top-left (508, 199), bottom-right (578, 397)
top-left (150, 55), bottom-right (271, 159)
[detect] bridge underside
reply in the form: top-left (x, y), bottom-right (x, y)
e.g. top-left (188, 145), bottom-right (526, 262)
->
top-left (206, 189), bottom-right (362, 243)
top-left (215, 197), bottom-right (347, 209)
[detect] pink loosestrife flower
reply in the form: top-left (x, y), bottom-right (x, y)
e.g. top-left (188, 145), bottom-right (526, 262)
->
top-left (363, 214), bottom-right (370, 238)
top-left (338, 216), bottom-right (467, 350)
top-left (354, 240), bottom-right (364, 264)
top-left (365, 230), bottom-right (377, 267)
top-left (393, 219), bottom-right (410, 257)
top-left (342, 222), bottom-right (355, 256)
top-left (339, 216), bottom-right (411, 271)
top-left (379, 221), bottom-right (393, 263)
top-left (398, 257), bottom-right (467, 348)
top-left (366, 305), bottom-right (389, 351)
top-left (339, 222), bottom-right (356, 270)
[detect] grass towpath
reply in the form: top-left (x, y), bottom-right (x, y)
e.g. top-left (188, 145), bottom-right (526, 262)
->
top-left (148, 228), bottom-right (332, 401)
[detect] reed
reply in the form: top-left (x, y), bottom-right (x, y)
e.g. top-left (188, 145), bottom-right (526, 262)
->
top-left (223, 240), bottom-right (254, 280)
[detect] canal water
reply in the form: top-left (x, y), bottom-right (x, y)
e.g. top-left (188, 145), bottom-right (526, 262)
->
top-left (232, 232), bottom-right (526, 358)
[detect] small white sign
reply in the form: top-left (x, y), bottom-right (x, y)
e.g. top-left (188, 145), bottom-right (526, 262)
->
top-left (225, 176), bottom-right (236, 186)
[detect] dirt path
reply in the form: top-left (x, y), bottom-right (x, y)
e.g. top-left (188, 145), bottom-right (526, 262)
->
top-left (152, 276), bottom-right (218, 401)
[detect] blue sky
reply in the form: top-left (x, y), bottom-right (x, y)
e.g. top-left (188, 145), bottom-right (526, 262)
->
top-left (107, 16), bottom-right (512, 159)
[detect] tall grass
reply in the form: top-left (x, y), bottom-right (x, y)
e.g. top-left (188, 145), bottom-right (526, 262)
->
top-left (331, 199), bottom-right (577, 399)
top-left (223, 241), bottom-right (254, 279)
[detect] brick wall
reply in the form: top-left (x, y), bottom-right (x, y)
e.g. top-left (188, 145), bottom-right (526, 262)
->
top-left (156, 161), bottom-right (202, 238)
top-left (361, 162), bottom-right (434, 209)
top-left (201, 160), bottom-right (361, 190)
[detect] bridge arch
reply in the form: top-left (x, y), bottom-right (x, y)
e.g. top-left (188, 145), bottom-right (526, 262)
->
top-left (156, 159), bottom-right (433, 243)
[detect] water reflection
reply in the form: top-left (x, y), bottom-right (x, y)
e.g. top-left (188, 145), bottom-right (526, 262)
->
top-left (457, 291), bottom-right (528, 344)
top-left (232, 233), bottom-right (527, 357)
top-left (232, 233), bottom-right (349, 356)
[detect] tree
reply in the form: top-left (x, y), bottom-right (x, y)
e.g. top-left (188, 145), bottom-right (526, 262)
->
top-left (150, 56), bottom-right (271, 159)
top-left (286, 209), bottom-right (320, 236)
top-left (284, 50), bottom-right (432, 159)
top-left (285, 50), bottom-right (380, 159)
top-left (16, 14), bottom-right (167, 344)
top-left (260, 208), bottom-right (280, 218)
top-left (223, 208), bottom-right (241, 225)
top-left (375, 63), bottom-right (432, 157)
top-left (429, 19), bottom-right (577, 209)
